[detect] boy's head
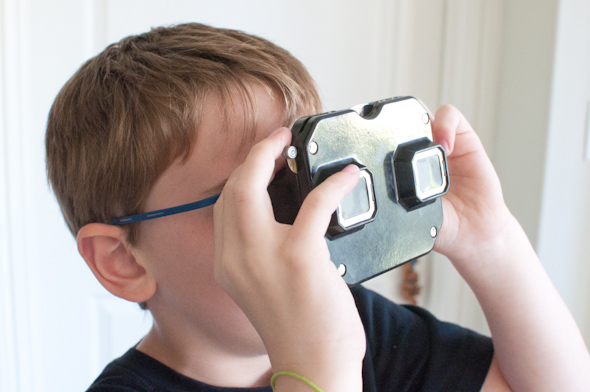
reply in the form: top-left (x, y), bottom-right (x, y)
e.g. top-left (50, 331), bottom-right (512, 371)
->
top-left (46, 22), bottom-right (321, 245)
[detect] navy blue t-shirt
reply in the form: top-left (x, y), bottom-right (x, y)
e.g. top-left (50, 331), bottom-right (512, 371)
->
top-left (87, 286), bottom-right (493, 391)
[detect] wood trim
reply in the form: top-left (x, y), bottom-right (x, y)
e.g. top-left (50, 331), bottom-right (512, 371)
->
top-left (0, 0), bottom-right (19, 389)
top-left (83, 0), bottom-right (108, 57)
top-left (418, 0), bottom-right (505, 335)
top-left (364, 1), bottom-right (505, 336)
top-left (376, 0), bottom-right (401, 98)
top-left (0, 0), bottom-right (36, 390)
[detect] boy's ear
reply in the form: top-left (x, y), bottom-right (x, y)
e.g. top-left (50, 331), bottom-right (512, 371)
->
top-left (77, 223), bottom-right (156, 303)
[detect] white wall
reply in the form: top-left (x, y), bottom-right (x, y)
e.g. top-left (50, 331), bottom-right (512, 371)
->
top-left (1, 1), bottom-right (588, 391)
top-left (494, 0), bottom-right (590, 345)
top-left (537, 0), bottom-right (590, 344)
top-left (494, 0), bottom-right (559, 248)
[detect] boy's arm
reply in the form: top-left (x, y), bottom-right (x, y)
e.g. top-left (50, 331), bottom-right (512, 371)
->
top-left (213, 128), bottom-right (365, 391)
top-left (432, 105), bottom-right (590, 391)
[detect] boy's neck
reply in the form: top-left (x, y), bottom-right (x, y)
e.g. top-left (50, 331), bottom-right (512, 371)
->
top-left (137, 322), bottom-right (273, 388)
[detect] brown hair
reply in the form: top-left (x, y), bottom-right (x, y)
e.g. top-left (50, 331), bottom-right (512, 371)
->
top-left (46, 23), bottom-right (321, 244)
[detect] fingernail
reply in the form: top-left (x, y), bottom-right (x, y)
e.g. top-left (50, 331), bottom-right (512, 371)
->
top-left (342, 164), bottom-right (360, 174)
top-left (440, 141), bottom-right (450, 154)
top-left (269, 127), bottom-right (287, 137)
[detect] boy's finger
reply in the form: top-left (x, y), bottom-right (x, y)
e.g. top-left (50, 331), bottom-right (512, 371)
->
top-left (224, 128), bottom-right (290, 230)
top-left (431, 104), bottom-right (468, 156)
top-left (432, 105), bottom-right (487, 163)
top-left (292, 165), bottom-right (360, 243)
top-left (235, 127), bottom-right (290, 192)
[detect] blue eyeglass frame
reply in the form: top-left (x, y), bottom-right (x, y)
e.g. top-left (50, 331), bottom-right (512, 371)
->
top-left (109, 193), bottom-right (221, 225)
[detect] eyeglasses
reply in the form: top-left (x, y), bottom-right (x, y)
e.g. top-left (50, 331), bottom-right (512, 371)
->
top-left (109, 193), bottom-right (221, 225)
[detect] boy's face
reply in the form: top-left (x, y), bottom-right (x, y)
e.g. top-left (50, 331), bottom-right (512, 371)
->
top-left (134, 84), bottom-right (289, 354)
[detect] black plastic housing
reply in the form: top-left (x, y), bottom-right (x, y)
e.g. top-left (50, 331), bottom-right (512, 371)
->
top-left (268, 96), bottom-right (448, 286)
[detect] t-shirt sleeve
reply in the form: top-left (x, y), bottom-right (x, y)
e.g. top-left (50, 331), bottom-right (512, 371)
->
top-left (352, 285), bottom-right (493, 392)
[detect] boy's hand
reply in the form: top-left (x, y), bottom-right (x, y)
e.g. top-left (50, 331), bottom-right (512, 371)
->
top-left (430, 105), bottom-right (590, 391)
top-left (213, 128), bottom-right (365, 391)
top-left (430, 105), bottom-right (513, 267)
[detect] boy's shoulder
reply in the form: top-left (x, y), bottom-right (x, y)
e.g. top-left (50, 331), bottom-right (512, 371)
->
top-left (353, 285), bottom-right (493, 391)
top-left (86, 347), bottom-right (236, 392)
top-left (88, 287), bottom-right (492, 392)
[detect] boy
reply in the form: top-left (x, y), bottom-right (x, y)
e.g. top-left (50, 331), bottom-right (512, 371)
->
top-left (46, 23), bottom-right (590, 391)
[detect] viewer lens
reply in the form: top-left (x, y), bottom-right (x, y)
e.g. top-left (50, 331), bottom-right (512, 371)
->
top-left (336, 169), bottom-right (376, 229)
top-left (341, 176), bottom-right (370, 220)
top-left (416, 154), bottom-right (443, 193)
top-left (412, 147), bottom-right (447, 201)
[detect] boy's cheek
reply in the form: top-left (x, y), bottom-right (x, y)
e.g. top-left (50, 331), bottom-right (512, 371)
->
top-left (138, 215), bottom-right (216, 277)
